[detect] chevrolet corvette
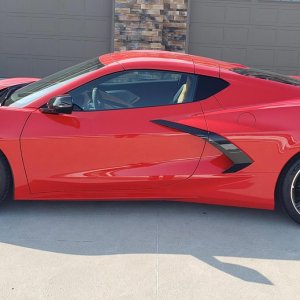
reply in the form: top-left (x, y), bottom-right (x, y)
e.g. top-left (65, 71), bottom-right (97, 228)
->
top-left (1, 51), bottom-right (300, 223)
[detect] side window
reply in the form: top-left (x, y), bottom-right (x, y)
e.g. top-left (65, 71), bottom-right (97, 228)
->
top-left (69, 70), bottom-right (197, 111)
top-left (107, 70), bottom-right (183, 83)
top-left (195, 75), bottom-right (229, 101)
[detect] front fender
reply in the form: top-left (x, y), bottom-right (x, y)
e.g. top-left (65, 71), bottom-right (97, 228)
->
top-left (0, 107), bottom-right (36, 199)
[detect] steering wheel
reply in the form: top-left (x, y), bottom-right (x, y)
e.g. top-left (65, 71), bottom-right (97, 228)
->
top-left (92, 87), bottom-right (104, 110)
top-left (92, 88), bottom-right (134, 109)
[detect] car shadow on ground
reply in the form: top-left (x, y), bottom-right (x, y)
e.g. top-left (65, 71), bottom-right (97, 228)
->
top-left (0, 200), bottom-right (298, 285)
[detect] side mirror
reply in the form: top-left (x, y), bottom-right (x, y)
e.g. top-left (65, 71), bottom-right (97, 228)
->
top-left (40, 94), bottom-right (73, 115)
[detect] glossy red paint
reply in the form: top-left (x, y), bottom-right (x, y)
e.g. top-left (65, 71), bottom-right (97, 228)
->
top-left (0, 77), bottom-right (39, 89)
top-left (1, 51), bottom-right (300, 211)
top-left (100, 50), bottom-right (246, 71)
top-left (21, 103), bottom-right (206, 194)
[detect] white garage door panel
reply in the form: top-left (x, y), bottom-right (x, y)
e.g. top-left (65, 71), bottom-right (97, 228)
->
top-left (0, 0), bottom-right (112, 77)
top-left (189, 0), bottom-right (300, 75)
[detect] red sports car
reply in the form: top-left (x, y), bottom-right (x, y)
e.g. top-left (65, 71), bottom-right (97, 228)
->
top-left (0, 77), bottom-right (39, 105)
top-left (1, 51), bottom-right (300, 223)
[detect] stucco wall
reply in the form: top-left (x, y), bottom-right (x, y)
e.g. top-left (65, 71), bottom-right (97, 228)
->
top-left (189, 0), bottom-right (300, 75)
top-left (0, 0), bottom-right (112, 77)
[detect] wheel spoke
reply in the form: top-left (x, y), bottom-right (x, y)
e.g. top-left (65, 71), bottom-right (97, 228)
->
top-left (295, 202), bottom-right (300, 210)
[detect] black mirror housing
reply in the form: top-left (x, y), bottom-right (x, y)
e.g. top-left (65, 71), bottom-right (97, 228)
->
top-left (40, 95), bottom-right (73, 114)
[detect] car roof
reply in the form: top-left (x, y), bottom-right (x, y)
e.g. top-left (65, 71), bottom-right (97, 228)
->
top-left (99, 50), bottom-right (246, 72)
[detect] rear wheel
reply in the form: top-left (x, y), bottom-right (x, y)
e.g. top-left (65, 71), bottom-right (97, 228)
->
top-left (280, 159), bottom-right (300, 224)
top-left (0, 154), bottom-right (12, 205)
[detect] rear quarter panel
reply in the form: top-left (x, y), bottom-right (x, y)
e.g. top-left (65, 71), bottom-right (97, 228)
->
top-left (195, 70), bottom-right (300, 210)
top-left (215, 69), bottom-right (300, 173)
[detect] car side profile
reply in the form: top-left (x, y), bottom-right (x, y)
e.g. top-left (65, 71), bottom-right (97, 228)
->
top-left (1, 51), bottom-right (300, 223)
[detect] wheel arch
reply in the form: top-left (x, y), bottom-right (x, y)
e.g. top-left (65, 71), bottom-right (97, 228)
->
top-left (0, 149), bottom-right (14, 199)
top-left (275, 151), bottom-right (300, 210)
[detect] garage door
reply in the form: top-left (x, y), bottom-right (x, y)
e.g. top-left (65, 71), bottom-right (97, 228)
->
top-left (0, 0), bottom-right (112, 77)
top-left (189, 0), bottom-right (300, 75)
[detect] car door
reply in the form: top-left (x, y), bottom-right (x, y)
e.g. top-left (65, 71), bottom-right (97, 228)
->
top-left (20, 69), bottom-right (207, 194)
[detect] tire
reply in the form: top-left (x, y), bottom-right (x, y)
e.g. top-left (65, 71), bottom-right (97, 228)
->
top-left (0, 154), bottom-right (12, 205)
top-left (280, 158), bottom-right (300, 224)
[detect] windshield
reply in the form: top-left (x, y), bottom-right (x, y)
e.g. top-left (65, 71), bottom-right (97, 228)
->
top-left (3, 57), bottom-right (103, 107)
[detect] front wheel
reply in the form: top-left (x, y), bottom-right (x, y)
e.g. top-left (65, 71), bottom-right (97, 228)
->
top-left (280, 159), bottom-right (300, 224)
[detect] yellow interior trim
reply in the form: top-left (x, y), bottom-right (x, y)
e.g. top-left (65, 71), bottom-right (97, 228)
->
top-left (177, 84), bottom-right (187, 104)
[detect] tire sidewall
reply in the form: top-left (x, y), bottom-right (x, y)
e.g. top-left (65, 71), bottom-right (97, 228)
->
top-left (281, 160), bottom-right (300, 224)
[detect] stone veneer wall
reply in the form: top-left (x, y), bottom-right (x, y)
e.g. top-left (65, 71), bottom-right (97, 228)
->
top-left (114, 0), bottom-right (189, 52)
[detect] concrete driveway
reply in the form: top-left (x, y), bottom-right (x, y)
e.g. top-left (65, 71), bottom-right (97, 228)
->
top-left (0, 200), bottom-right (299, 300)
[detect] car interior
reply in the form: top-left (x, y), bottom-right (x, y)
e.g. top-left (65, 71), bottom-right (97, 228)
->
top-left (70, 71), bottom-right (197, 111)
